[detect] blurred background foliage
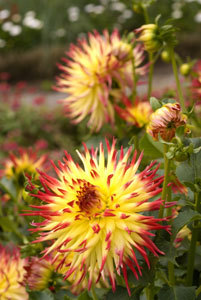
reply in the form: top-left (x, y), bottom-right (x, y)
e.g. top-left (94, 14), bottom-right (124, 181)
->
top-left (0, 0), bottom-right (201, 80)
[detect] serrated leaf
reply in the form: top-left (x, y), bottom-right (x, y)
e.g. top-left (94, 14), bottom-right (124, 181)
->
top-left (158, 285), bottom-right (196, 300)
top-left (139, 133), bottom-right (163, 159)
top-left (172, 208), bottom-right (201, 238)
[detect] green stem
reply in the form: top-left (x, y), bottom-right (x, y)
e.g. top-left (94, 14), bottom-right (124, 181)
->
top-left (91, 285), bottom-right (99, 300)
top-left (186, 192), bottom-right (200, 286)
top-left (131, 48), bottom-right (137, 103)
top-left (167, 187), bottom-right (175, 285)
top-left (159, 144), bottom-right (171, 219)
top-left (148, 53), bottom-right (154, 100)
top-left (170, 48), bottom-right (186, 112)
top-left (142, 5), bottom-right (149, 24)
top-left (145, 285), bottom-right (154, 300)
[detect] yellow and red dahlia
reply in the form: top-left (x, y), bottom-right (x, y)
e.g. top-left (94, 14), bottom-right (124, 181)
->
top-left (55, 30), bottom-right (147, 131)
top-left (147, 102), bottom-right (187, 141)
top-left (26, 139), bottom-right (169, 295)
top-left (26, 256), bottom-right (54, 291)
top-left (115, 96), bottom-right (152, 128)
top-left (3, 147), bottom-right (47, 181)
top-left (0, 244), bottom-right (28, 300)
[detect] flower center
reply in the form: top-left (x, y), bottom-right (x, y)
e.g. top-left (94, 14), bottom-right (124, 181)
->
top-left (76, 180), bottom-right (102, 214)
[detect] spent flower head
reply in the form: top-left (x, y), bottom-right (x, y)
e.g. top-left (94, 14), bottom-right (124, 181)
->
top-left (25, 139), bottom-right (170, 295)
top-left (147, 102), bottom-right (188, 141)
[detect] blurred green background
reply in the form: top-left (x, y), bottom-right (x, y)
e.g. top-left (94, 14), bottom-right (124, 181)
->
top-left (0, 0), bottom-right (201, 81)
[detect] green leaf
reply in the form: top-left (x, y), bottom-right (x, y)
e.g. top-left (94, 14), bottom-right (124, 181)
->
top-left (78, 291), bottom-right (92, 300)
top-left (139, 133), bottom-right (163, 159)
top-left (29, 290), bottom-right (54, 300)
top-left (158, 286), bottom-right (196, 300)
top-left (172, 208), bottom-right (201, 238)
top-left (0, 177), bottom-right (17, 201)
top-left (150, 97), bottom-right (162, 111)
top-left (156, 240), bottom-right (177, 265)
top-left (176, 138), bottom-right (201, 185)
top-left (105, 286), bottom-right (130, 300)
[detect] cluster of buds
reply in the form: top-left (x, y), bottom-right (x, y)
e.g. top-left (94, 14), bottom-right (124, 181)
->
top-left (136, 21), bottom-right (177, 53)
top-left (136, 24), bottom-right (161, 53)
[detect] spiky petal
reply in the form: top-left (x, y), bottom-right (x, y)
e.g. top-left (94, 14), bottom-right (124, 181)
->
top-left (55, 30), bottom-right (147, 131)
top-left (0, 244), bottom-right (28, 300)
top-left (26, 139), bottom-right (169, 295)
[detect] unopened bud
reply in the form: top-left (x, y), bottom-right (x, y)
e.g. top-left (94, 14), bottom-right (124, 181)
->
top-left (161, 50), bottom-right (171, 63)
top-left (180, 63), bottom-right (191, 76)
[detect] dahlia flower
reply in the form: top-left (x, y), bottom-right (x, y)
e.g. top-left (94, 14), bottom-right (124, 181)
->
top-left (55, 30), bottom-right (147, 131)
top-left (136, 24), bottom-right (162, 53)
top-left (147, 103), bottom-right (187, 141)
top-left (0, 244), bottom-right (28, 300)
top-left (26, 139), bottom-right (169, 295)
top-left (191, 60), bottom-right (201, 100)
top-left (115, 96), bottom-right (152, 128)
top-left (26, 256), bottom-right (54, 291)
top-left (2, 147), bottom-right (47, 181)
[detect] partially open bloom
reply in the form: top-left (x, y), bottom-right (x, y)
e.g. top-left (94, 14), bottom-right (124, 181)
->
top-left (0, 244), bottom-right (28, 300)
top-left (26, 139), bottom-right (169, 295)
top-left (55, 30), bottom-right (147, 131)
top-left (26, 256), bottom-right (54, 291)
top-left (115, 96), bottom-right (152, 128)
top-left (147, 103), bottom-right (187, 141)
top-left (191, 60), bottom-right (201, 100)
top-left (174, 225), bottom-right (191, 248)
top-left (2, 147), bottom-right (47, 181)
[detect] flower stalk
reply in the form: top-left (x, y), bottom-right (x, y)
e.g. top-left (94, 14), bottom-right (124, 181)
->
top-left (148, 53), bottom-right (154, 100)
top-left (186, 192), bottom-right (201, 286)
top-left (159, 144), bottom-right (171, 218)
top-left (170, 48), bottom-right (186, 112)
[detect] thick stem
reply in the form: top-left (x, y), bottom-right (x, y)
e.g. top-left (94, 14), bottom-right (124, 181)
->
top-left (159, 144), bottom-right (171, 219)
top-left (186, 192), bottom-right (200, 286)
top-left (170, 48), bottom-right (186, 112)
top-left (145, 285), bottom-right (154, 300)
top-left (148, 53), bottom-right (154, 100)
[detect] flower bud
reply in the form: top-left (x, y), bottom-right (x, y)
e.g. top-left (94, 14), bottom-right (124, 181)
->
top-left (137, 24), bottom-right (162, 53)
top-left (180, 63), bottom-right (191, 76)
top-left (161, 50), bottom-right (171, 63)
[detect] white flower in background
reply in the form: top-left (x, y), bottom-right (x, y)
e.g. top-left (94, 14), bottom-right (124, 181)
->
top-left (55, 28), bottom-right (66, 37)
top-left (195, 11), bottom-right (201, 22)
top-left (23, 15), bottom-right (43, 29)
top-left (68, 6), bottom-right (80, 22)
top-left (93, 5), bottom-right (105, 14)
top-left (25, 11), bottom-right (36, 18)
top-left (84, 4), bottom-right (94, 13)
top-left (9, 25), bottom-right (22, 36)
top-left (0, 39), bottom-right (6, 48)
top-left (171, 10), bottom-right (183, 19)
top-left (0, 9), bottom-right (10, 20)
top-left (2, 21), bottom-right (13, 32)
top-left (110, 2), bottom-right (126, 11)
top-left (100, 0), bottom-right (108, 5)
top-left (122, 9), bottom-right (133, 19)
top-left (12, 14), bottom-right (22, 23)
